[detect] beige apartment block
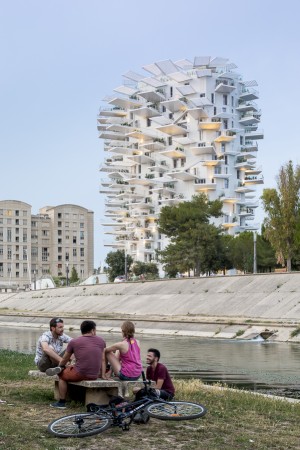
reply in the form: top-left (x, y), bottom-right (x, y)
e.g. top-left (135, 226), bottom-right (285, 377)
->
top-left (0, 200), bottom-right (94, 288)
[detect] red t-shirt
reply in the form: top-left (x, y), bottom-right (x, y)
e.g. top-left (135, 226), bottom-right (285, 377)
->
top-left (146, 362), bottom-right (175, 395)
top-left (66, 335), bottom-right (106, 379)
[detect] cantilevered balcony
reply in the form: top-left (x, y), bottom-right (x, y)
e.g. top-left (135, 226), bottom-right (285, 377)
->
top-left (243, 174), bottom-right (264, 185)
top-left (244, 128), bottom-right (264, 140)
top-left (160, 147), bottom-right (185, 158)
top-left (186, 107), bottom-right (208, 120)
top-left (98, 107), bottom-right (127, 118)
top-left (222, 215), bottom-right (239, 228)
top-left (138, 89), bottom-right (165, 103)
top-left (241, 141), bottom-right (258, 152)
top-left (108, 96), bottom-right (144, 110)
top-left (140, 140), bottom-right (166, 152)
top-left (238, 207), bottom-right (255, 217)
top-left (194, 178), bottom-right (217, 191)
top-left (99, 131), bottom-right (127, 141)
top-left (236, 101), bottom-right (259, 113)
top-left (198, 119), bottom-right (222, 131)
top-left (166, 170), bottom-right (199, 182)
top-left (156, 123), bottom-right (187, 136)
top-left (238, 88), bottom-right (259, 101)
top-left (214, 131), bottom-right (236, 143)
top-left (238, 112), bottom-right (261, 126)
top-left (190, 142), bottom-right (215, 156)
top-left (215, 79), bottom-right (236, 94)
top-left (130, 105), bottom-right (160, 118)
top-left (160, 99), bottom-right (187, 113)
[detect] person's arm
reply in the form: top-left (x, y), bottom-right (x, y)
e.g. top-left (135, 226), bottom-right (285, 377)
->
top-left (100, 350), bottom-right (107, 378)
top-left (154, 378), bottom-right (164, 389)
top-left (105, 341), bottom-right (127, 354)
top-left (58, 351), bottom-right (72, 367)
top-left (41, 342), bottom-right (63, 364)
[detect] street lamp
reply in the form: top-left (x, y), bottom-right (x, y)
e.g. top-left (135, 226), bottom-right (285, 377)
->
top-left (253, 231), bottom-right (257, 274)
top-left (33, 270), bottom-right (36, 290)
top-left (124, 249), bottom-right (127, 281)
top-left (66, 263), bottom-right (69, 286)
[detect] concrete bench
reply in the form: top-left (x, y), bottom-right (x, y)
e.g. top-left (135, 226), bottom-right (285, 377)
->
top-left (28, 370), bottom-right (152, 405)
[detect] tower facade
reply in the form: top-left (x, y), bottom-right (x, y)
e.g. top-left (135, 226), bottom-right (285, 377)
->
top-left (98, 57), bottom-right (263, 269)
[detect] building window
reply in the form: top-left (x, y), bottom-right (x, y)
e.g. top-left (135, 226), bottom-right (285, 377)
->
top-left (0, 246), bottom-right (3, 255)
top-left (7, 229), bottom-right (12, 242)
top-left (23, 210), bottom-right (27, 217)
top-left (80, 223), bottom-right (84, 228)
top-left (31, 221), bottom-right (37, 227)
top-left (31, 247), bottom-right (38, 257)
top-left (58, 221), bottom-right (62, 227)
top-left (42, 248), bottom-right (48, 261)
top-left (23, 219), bottom-right (27, 225)
top-left (58, 247), bottom-right (62, 253)
top-left (65, 252), bottom-right (69, 261)
top-left (15, 210), bottom-right (19, 216)
top-left (80, 248), bottom-right (84, 257)
top-left (223, 94), bottom-right (227, 105)
top-left (58, 238), bottom-right (62, 244)
top-left (0, 263), bottom-right (4, 275)
top-left (73, 236), bottom-right (77, 244)
top-left (7, 247), bottom-right (12, 259)
top-left (58, 230), bottom-right (62, 236)
top-left (80, 231), bottom-right (84, 240)
top-left (15, 219), bottom-right (19, 225)
top-left (73, 248), bottom-right (77, 257)
top-left (211, 93), bottom-right (214, 103)
top-left (58, 213), bottom-right (62, 218)
top-left (23, 233), bottom-right (27, 242)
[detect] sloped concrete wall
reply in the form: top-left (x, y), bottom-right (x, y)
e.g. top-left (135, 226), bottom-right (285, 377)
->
top-left (0, 273), bottom-right (300, 342)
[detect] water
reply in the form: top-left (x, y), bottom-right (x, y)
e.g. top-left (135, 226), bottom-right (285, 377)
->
top-left (1, 327), bottom-right (299, 395)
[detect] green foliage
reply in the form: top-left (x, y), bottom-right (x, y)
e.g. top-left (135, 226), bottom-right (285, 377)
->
top-left (131, 261), bottom-right (159, 279)
top-left (105, 249), bottom-right (133, 282)
top-left (70, 266), bottom-right (79, 283)
top-left (157, 194), bottom-right (224, 276)
top-left (261, 161), bottom-right (300, 271)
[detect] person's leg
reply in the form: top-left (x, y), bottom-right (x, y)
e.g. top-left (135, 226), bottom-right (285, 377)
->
top-left (37, 353), bottom-right (56, 372)
top-left (50, 366), bottom-right (85, 408)
top-left (106, 352), bottom-right (121, 377)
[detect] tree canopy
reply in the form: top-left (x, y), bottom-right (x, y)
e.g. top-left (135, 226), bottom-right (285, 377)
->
top-left (105, 250), bottom-right (133, 282)
top-left (261, 161), bottom-right (300, 271)
top-left (157, 194), bottom-right (224, 276)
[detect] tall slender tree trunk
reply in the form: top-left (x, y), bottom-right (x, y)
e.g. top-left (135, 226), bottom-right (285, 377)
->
top-left (286, 257), bottom-right (292, 272)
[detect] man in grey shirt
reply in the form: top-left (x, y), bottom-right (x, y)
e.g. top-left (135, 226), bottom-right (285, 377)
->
top-left (35, 317), bottom-right (71, 372)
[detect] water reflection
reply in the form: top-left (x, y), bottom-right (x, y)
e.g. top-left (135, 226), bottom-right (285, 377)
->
top-left (0, 327), bottom-right (299, 392)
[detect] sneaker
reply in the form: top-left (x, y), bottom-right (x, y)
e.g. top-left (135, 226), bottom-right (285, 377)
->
top-left (50, 401), bottom-right (67, 409)
top-left (46, 367), bottom-right (62, 376)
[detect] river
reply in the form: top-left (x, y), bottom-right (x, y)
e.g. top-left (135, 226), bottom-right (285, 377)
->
top-left (0, 327), bottom-right (299, 397)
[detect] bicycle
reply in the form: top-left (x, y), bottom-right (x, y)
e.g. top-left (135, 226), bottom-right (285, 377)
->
top-left (48, 373), bottom-right (207, 438)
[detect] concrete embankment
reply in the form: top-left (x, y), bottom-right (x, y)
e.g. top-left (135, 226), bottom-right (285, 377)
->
top-left (0, 272), bottom-right (300, 342)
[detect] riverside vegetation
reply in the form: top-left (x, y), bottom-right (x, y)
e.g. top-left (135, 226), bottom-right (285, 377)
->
top-left (0, 350), bottom-right (299, 450)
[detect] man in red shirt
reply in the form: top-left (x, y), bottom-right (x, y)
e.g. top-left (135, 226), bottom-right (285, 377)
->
top-left (146, 348), bottom-right (175, 400)
top-left (46, 320), bottom-right (106, 409)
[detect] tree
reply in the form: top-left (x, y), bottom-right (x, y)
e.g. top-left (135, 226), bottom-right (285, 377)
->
top-left (70, 266), bottom-right (79, 284)
top-left (261, 161), bottom-right (300, 271)
top-left (105, 250), bottom-right (133, 282)
top-left (131, 261), bottom-right (159, 279)
top-left (158, 194), bottom-right (223, 276)
top-left (230, 231), bottom-right (254, 273)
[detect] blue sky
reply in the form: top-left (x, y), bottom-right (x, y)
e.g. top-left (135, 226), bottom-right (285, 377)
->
top-left (1, 0), bottom-right (300, 267)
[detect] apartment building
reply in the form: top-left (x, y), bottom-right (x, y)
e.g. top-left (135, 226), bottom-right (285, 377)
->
top-left (0, 200), bottom-right (94, 288)
top-left (98, 56), bottom-right (263, 269)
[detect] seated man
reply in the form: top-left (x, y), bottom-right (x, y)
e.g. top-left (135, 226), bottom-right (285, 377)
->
top-left (34, 317), bottom-right (72, 372)
top-left (146, 348), bottom-right (175, 400)
top-left (46, 320), bottom-right (106, 409)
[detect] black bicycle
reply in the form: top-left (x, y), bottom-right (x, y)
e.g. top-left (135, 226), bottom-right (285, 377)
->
top-left (48, 375), bottom-right (207, 438)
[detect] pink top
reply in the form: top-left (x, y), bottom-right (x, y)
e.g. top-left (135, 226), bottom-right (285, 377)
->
top-left (120, 338), bottom-right (142, 377)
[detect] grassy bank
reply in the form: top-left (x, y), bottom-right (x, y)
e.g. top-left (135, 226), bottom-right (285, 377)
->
top-left (0, 350), bottom-right (299, 450)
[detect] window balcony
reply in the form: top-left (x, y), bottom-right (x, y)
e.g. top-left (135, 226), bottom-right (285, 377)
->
top-left (215, 80), bottom-right (236, 94)
top-left (238, 88), bottom-right (259, 101)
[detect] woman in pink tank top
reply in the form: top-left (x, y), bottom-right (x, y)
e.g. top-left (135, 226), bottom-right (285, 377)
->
top-left (104, 321), bottom-right (143, 381)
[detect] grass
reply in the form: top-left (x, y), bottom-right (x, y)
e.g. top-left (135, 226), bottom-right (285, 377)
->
top-left (290, 326), bottom-right (300, 338)
top-left (0, 350), bottom-right (300, 449)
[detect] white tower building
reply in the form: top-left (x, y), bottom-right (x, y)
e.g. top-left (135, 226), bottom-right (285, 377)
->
top-left (98, 57), bottom-right (263, 270)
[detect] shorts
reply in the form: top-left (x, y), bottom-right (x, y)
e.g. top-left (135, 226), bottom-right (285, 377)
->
top-left (59, 366), bottom-right (87, 382)
top-left (37, 350), bottom-right (65, 372)
top-left (119, 372), bottom-right (141, 381)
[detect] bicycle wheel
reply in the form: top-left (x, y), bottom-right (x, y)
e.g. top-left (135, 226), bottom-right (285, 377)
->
top-left (146, 401), bottom-right (207, 421)
top-left (48, 413), bottom-right (112, 438)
